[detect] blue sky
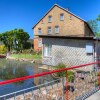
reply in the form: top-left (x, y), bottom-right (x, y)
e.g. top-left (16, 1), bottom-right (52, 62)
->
top-left (0, 0), bottom-right (100, 39)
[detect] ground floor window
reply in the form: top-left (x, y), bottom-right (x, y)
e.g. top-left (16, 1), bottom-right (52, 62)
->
top-left (38, 39), bottom-right (42, 47)
top-left (43, 44), bottom-right (52, 57)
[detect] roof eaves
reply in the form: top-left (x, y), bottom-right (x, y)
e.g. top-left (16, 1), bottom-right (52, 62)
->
top-left (56, 4), bottom-right (87, 22)
top-left (85, 22), bottom-right (95, 36)
top-left (37, 35), bottom-right (94, 40)
top-left (32, 4), bottom-right (56, 29)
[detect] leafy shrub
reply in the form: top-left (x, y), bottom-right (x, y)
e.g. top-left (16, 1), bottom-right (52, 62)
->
top-left (67, 71), bottom-right (75, 82)
top-left (53, 63), bottom-right (75, 82)
top-left (22, 49), bottom-right (42, 55)
top-left (97, 72), bottom-right (100, 76)
top-left (0, 45), bottom-right (7, 54)
top-left (22, 49), bottom-right (30, 54)
top-left (53, 63), bottom-right (67, 77)
top-left (23, 42), bottom-right (31, 49)
top-left (95, 81), bottom-right (100, 87)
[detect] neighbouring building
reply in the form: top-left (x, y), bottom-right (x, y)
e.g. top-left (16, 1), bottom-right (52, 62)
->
top-left (32, 4), bottom-right (100, 71)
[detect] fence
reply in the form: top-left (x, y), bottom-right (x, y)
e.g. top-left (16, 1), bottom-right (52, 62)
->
top-left (0, 62), bottom-right (100, 100)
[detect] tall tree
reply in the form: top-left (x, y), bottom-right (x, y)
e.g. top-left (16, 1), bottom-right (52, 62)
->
top-left (96, 14), bottom-right (100, 36)
top-left (15, 29), bottom-right (30, 51)
top-left (87, 20), bottom-right (98, 34)
top-left (0, 34), bottom-right (2, 41)
top-left (0, 29), bottom-right (30, 52)
top-left (97, 14), bottom-right (100, 21)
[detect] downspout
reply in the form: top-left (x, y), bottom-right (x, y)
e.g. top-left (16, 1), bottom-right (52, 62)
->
top-left (94, 36), bottom-right (98, 71)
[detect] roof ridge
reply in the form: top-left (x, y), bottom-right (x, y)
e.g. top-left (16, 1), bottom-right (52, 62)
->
top-left (55, 4), bottom-right (87, 22)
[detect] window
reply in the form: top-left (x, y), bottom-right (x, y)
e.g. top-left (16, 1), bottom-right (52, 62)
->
top-left (48, 16), bottom-right (52, 22)
top-left (55, 26), bottom-right (59, 33)
top-left (70, 15), bottom-right (72, 20)
top-left (38, 28), bottom-right (42, 34)
top-left (43, 44), bottom-right (52, 57)
top-left (38, 39), bottom-right (42, 47)
top-left (60, 14), bottom-right (64, 21)
top-left (48, 27), bottom-right (52, 34)
top-left (86, 43), bottom-right (93, 54)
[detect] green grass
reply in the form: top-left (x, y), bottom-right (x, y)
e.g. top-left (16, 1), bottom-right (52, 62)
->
top-left (11, 54), bottom-right (42, 59)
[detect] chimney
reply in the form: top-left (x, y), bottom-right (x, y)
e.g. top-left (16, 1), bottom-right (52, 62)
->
top-left (66, 8), bottom-right (69, 11)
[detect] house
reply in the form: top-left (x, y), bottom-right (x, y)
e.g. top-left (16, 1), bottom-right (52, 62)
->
top-left (32, 4), bottom-right (94, 51)
top-left (32, 4), bottom-right (100, 70)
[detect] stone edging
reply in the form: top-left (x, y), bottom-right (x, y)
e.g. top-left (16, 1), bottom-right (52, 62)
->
top-left (6, 56), bottom-right (42, 64)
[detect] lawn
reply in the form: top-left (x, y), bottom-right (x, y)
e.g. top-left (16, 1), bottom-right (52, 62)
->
top-left (11, 54), bottom-right (42, 59)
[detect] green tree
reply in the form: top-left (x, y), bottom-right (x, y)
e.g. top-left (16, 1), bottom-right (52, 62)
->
top-left (96, 15), bottom-right (100, 36)
top-left (97, 14), bottom-right (100, 21)
top-left (0, 29), bottom-right (30, 52)
top-left (0, 34), bottom-right (2, 41)
top-left (96, 30), bottom-right (100, 37)
top-left (23, 42), bottom-right (31, 49)
top-left (15, 29), bottom-right (30, 51)
top-left (87, 20), bottom-right (98, 34)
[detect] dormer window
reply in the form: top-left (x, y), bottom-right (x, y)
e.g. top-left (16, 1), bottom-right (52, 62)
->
top-left (48, 16), bottom-right (52, 22)
top-left (48, 27), bottom-right (52, 34)
top-left (55, 26), bottom-right (59, 33)
top-left (38, 28), bottom-right (42, 34)
top-left (60, 14), bottom-right (64, 21)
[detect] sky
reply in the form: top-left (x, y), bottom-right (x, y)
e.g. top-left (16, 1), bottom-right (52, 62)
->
top-left (0, 0), bottom-right (100, 39)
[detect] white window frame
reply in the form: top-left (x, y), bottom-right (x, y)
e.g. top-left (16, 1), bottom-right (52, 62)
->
top-left (48, 27), bottom-right (52, 34)
top-left (43, 44), bottom-right (52, 57)
top-left (86, 43), bottom-right (93, 54)
top-left (60, 14), bottom-right (64, 21)
top-left (38, 28), bottom-right (42, 35)
top-left (48, 16), bottom-right (52, 22)
top-left (38, 39), bottom-right (42, 47)
top-left (55, 26), bottom-right (59, 33)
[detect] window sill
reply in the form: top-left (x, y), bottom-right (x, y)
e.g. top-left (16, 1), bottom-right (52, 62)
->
top-left (38, 33), bottom-right (42, 35)
top-left (60, 20), bottom-right (64, 21)
top-left (43, 56), bottom-right (52, 58)
top-left (55, 32), bottom-right (59, 34)
top-left (48, 22), bottom-right (52, 23)
top-left (47, 33), bottom-right (52, 35)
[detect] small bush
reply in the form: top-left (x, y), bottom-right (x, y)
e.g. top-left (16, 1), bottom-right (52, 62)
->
top-left (53, 63), bottom-right (75, 82)
top-left (68, 72), bottom-right (75, 82)
top-left (97, 72), bottom-right (100, 76)
top-left (53, 63), bottom-right (67, 77)
top-left (22, 49), bottom-right (42, 55)
top-left (0, 45), bottom-right (7, 54)
top-left (95, 81), bottom-right (100, 87)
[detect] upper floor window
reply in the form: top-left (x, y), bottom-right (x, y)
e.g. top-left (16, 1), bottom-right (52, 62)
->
top-left (60, 14), bottom-right (64, 21)
top-left (55, 26), bottom-right (59, 33)
top-left (48, 27), bottom-right (52, 34)
top-left (48, 16), bottom-right (52, 22)
top-left (38, 28), bottom-right (42, 34)
top-left (70, 15), bottom-right (72, 20)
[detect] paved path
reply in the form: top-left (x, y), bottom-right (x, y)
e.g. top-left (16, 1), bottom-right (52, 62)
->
top-left (86, 90), bottom-right (100, 100)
